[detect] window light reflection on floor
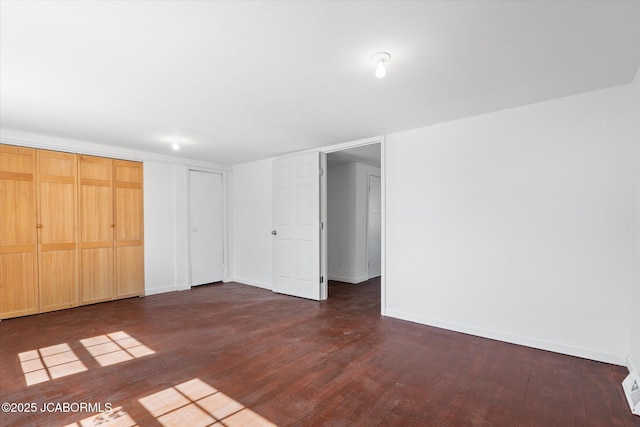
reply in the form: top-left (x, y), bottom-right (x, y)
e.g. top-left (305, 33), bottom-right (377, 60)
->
top-left (18, 343), bottom-right (87, 386)
top-left (80, 331), bottom-right (155, 367)
top-left (18, 332), bottom-right (154, 386)
top-left (63, 406), bottom-right (137, 427)
top-left (138, 378), bottom-right (277, 427)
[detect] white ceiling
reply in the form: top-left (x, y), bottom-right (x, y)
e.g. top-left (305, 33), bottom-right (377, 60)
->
top-left (1, 1), bottom-right (638, 165)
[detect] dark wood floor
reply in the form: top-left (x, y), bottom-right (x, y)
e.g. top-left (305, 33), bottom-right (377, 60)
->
top-left (0, 279), bottom-right (637, 426)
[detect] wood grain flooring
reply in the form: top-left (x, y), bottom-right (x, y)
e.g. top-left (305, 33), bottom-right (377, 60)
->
top-left (0, 279), bottom-right (637, 426)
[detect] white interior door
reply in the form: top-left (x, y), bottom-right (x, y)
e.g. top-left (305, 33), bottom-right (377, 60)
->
top-left (189, 170), bottom-right (224, 286)
top-left (272, 152), bottom-right (321, 300)
top-left (367, 174), bottom-right (382, 279)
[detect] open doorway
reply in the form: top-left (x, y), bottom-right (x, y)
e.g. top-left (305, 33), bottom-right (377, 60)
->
top-left (323, 143), bottom-right (382, 301)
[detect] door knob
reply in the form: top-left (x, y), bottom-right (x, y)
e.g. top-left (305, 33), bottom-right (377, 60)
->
top-left (271, 230), bottom-right (277, 235)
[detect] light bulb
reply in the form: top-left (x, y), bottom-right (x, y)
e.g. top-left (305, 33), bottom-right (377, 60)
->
top-left (171, 142), bottom-right (180, 151)
top-left (375, 61), bottom-right (386, 78)
top-left (371, 52), bottom-right (391, 79)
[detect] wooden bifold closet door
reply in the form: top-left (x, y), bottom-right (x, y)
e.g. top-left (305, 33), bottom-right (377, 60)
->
top-left (0, 146), bottom-right (38, 319)
top-left (79, 155), bottom-right (115, 304)
top-left (114, 160), bottom-right (144, 298)
top-left (37, 149), bottom-right (79, 312)
top-left (79, 155), bottom-right (144, 304)
top-left (1, 146), bottom-right (143, 319)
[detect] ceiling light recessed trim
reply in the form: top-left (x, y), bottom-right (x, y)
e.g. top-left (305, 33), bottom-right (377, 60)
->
top-left (169, 138), bottom-right (182, 151)
top-left (371, 51), bottom-right (391, 79)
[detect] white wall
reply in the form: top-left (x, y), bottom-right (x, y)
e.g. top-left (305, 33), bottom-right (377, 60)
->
top-left (0, 129), bottom-right (230, 296)
top-left (146, 163), bottom-right (195, 294)
top-left (385, 82), bottom-right (638, 365)
top-left (173, 165), bottom-right (191, 290)
top-left (143, 162), bottom-right (177, 295)
top-left (327, 162), bottom-right (381, 283)
top-left (327, 162), bottom-right (357, 282)
top-left (632, 67), bottom-right (640, 373)
top-left (231, 158), bottom-right (273, 289)
top-left (145, 163), bottom-right (232, 293)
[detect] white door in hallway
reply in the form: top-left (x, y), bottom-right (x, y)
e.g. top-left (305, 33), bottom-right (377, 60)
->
top-left (189, 170), bottom-right (224, 286)
top-left (272, 152), bottom-right (321, 300)
top-left (367, 174), bottom-right (382, 279)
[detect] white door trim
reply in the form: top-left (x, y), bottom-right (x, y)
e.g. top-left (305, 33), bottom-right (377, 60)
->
top-left (366, 173), bottom-right (382, 280)
top-left (319, 135), bottom-right (386, 315)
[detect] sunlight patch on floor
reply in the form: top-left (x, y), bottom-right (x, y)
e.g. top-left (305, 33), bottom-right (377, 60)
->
top-left (18, 331), bottom-right (154, 386)
top-left (80, 331), bottom-right (155, 367)
top-left (138, 378), bottom-right (277, 427)
top-left (18, 343), bottom-right (87, 385)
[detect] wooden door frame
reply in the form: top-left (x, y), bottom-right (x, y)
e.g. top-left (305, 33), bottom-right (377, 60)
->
top-left (318, 136), bottom-right (386, 314)
top-left (186, 167), bottom-right (229, 286)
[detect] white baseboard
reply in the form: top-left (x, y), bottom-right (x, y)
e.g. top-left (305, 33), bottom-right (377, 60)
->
top-left (328, 275), bottom-right (369, 284)
top-left (233, 277), bottom-right (272, 290)
top-left (385, 308), bottom-right (627, 366)
top-left (144, 285), bottom-right (178, 296)
top-left (146, 279), bottom-right (273, 295)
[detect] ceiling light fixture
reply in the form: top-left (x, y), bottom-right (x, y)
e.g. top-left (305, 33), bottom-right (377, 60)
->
top-left (169, 138), bottom-right (182, 151)
top-left (371, 51), bottom-right (391, 78)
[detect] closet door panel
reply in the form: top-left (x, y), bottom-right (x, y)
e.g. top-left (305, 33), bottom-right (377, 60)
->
top-left (115, 245), bottom-right (144, 298)
top-left (81, 185), bottom-right (113, 242)
top-left (0, 145), bottom-right (38, 318)
top-left (37, 150), bottom-right (78, 312)
top-left (79, 156), bottom-right (114, 304)
top-left (115, 187), bottom-right (143, 241)
top-left (40, 183), bottom-right (75, 242)
top-left (40, 250), bottom-right (76, 311)
top-left (80, 247), bottom-right (113, 302)
top-left (0, 253), bottom-right (38, 319)
top-left (114, 160), bottom-right (144, 298)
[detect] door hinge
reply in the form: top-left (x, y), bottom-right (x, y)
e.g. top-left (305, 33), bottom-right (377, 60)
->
top-left (320, 222), bottom-right (324, 230)
top-left (320, 276), bottom-right (324, 283)
top-left (319, 168), bottom-right (324, 176)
